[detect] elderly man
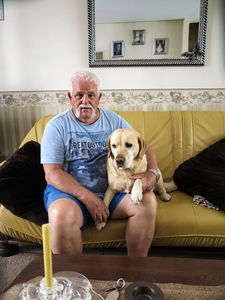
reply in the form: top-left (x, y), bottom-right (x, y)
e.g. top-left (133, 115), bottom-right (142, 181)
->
top-left (41, 70), bottom-right (158, 256)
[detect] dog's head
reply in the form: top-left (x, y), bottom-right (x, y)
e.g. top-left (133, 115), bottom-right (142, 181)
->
top-left (107, 128), bottom-right (148, 169)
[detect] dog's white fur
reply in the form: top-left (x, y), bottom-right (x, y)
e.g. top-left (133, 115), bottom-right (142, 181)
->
top-left (95, 128), bottom-right (177, 231)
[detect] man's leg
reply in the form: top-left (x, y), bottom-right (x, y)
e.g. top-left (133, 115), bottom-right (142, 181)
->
top-left (48, 198), bottom-right (84, 255)
top-left (111, 191), bottom-right (157, 256)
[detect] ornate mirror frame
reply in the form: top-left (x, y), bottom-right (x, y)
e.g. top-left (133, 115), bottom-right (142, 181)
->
top-left (88, 0), bottom-right (208, 67)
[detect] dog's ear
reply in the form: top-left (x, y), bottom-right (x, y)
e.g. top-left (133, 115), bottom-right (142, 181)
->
top-left (107, 134), bottom-right (114, 159)
top-left (136, 134), bottom-right (148, 159)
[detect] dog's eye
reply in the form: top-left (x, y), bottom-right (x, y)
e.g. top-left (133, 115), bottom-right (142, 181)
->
top-left (112, 144), bottom-right (117, 148)
top-left (125, 142), bottom-right (132, 148)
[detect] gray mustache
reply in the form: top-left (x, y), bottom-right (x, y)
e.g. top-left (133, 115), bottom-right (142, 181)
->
top-left (75, 103), bottom-right (96, 118)
top-left (78, 104), bottom-right (93, 109)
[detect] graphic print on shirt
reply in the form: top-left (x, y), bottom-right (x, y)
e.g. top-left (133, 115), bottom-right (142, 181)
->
top-left (65, 130), bottom-right (110, 197)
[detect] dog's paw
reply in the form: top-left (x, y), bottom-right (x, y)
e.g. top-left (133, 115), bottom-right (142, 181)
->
top-left (160, 192), bottom-right (171, 202)
top-left (131, 188), bottom-right (143, 205)
top-left (95, 220), bottom-right (106, 231)
top-left (131, 179), bottom-right (143, 205)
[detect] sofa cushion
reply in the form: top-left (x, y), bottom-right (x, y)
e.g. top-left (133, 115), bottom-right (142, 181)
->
top-left (173, 138), bottom-right (225, 211)
top-left (0, 141), bottom-right (48, 226)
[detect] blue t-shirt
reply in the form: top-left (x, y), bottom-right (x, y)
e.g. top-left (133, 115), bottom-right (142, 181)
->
top-left (41, 108), bottom-right (131, 197)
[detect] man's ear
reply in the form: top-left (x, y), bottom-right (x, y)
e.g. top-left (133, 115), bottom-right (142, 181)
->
top-left (99, 92), bottom-right (102, 101)
top-left (67, 92), bottom-right (72, 101)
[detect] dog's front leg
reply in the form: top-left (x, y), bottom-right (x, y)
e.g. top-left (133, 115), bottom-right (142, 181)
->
top-left (95, 187), bottom-right (115, 231)
top-left (131, 179), bottom-right (143, 205)
top-left (153, 169), bottom-right (171, 202)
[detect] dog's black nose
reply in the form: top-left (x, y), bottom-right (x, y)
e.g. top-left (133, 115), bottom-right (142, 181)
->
top-left (115, 156), bottom-right (124, 166)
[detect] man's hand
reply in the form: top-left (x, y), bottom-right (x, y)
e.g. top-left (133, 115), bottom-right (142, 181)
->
top-left (85, 195), bottom-right (109, 223)
top-left (129, 171), bottom-right (156, 193)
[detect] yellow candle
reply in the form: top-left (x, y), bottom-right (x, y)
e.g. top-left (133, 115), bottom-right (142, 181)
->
top-left (42, 223), bottom-right (53, 287)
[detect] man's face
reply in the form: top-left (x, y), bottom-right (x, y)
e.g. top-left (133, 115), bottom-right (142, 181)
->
top-left (68, 79), bottom-right (101, 125)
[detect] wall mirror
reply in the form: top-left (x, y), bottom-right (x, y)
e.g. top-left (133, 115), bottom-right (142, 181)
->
top-left (88, 0), bottom-right (208, 67)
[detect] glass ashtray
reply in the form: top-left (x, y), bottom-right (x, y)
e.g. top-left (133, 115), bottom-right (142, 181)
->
top-left (14, 271), bottom-right (104, 300)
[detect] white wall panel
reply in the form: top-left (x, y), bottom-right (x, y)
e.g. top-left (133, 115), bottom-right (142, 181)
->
top-left (0, 0), bottom-right (224, 91)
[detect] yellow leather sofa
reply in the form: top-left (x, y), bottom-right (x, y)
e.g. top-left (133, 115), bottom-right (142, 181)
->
top-left (1, 111), bottom-right (225, 255)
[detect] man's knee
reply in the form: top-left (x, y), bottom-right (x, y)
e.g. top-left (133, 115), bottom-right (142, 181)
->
top-left (48, 198), bottom-right (83, 228)
top-left (140, 191), bottom-right (157, 216)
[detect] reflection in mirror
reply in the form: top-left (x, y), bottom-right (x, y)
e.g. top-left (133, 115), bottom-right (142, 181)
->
top-left (88, 0), bottom-right (208, 67)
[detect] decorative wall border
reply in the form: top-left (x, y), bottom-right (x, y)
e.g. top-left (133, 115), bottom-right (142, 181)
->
top-left (0, 90), bottom-right (225, 109)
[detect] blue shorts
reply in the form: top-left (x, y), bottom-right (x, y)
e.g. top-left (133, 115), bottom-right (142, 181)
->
top-left (43, 184), bottom-right (126, 228)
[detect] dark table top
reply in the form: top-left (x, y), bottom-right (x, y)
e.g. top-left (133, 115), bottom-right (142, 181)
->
top-left (8, 254), bottom-right (225, 291)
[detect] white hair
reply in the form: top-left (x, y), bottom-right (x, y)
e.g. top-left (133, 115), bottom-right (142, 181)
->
top-left (69, 70), bottom-right (100, 96)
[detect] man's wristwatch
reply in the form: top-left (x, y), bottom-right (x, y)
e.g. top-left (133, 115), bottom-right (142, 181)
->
top-left (147, 169), bottom-right (160, 182)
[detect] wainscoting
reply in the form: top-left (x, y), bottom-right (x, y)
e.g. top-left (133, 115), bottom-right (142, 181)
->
top-left (0, 105), bottom-right (69, 161)
top-left (0, 89), bottom-right (225, 162)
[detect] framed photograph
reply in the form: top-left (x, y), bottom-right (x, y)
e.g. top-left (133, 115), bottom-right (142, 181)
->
top-left (0, 0), bottom-right (4, 21)
top-left (111, 40), bottom-right (124, 58)
top-left (132, 30), bottom-right (145, 45)
top-left (153, 38), bottom-right (168, 55)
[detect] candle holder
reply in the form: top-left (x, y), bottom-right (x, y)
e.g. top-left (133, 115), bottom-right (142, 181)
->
top-left (15, 271), bottom-right (104, 300)
top-left (15, 224), bottom-right (104, 299)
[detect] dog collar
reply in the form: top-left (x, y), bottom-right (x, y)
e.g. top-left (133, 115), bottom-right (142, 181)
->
top-left (147, 169), bottom-right (160, 182)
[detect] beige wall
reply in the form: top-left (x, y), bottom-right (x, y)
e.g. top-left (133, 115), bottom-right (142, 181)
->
top-left (0, 0), bottom-right (88, 91)
top-left (0, 0), bottom-right (224, 92)
top-left (0, 0), bottom-right (225, 160)
top-left (96, 20), bottom-right (183, 60)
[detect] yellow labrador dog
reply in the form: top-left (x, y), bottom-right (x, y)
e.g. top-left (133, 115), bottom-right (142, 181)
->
top-left (95, 128), bottom-right (176, 231)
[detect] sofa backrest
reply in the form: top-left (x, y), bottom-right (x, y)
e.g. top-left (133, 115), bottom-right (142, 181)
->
top-left (20, 111), bottom-right (225, 182)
